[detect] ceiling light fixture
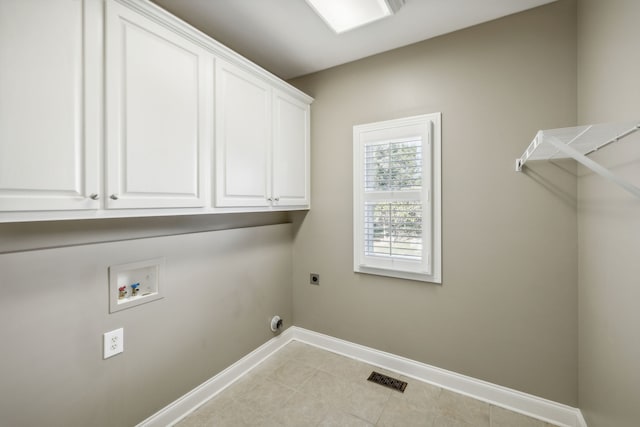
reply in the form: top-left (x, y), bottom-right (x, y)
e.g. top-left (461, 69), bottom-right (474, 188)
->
top-left (305, 0), bottom-right (405, 34)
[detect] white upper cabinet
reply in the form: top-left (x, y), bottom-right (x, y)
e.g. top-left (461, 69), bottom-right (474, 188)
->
top-left (215, 59), bottom-right (272, 208)
top-left (0, 0), bottom-right (101, 211)
top-left (0, 0), bottom-right (311, 222)
top-left (105, 0), bottom-right (210, 209)
top-left (215, 62), bottom-right (311, 209)
top-left (272, 89), bottom-right (310, 207)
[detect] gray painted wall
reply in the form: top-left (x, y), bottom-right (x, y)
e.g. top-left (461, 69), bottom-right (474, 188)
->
top-left (0, 211), bottom-right (289, 254)
top-left (1, 1), bottom-right (602, 425)
top-left (577, 0), bottom-right (640, 425)
top-left (0, 222), bottom-right (293, 427)
top-left (290, 0), bottom-right (579, 405)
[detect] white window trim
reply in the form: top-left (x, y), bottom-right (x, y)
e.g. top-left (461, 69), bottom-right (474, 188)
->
top-left (353, 113), bottom-right (442, 284)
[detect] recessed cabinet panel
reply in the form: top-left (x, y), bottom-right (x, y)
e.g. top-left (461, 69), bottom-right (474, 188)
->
top-left (106, 1), bottom-right (209, 209)
top-left (273, 90), bottom-right (310, 207)
top-left (123, 25), bottom-right (199, 195)
top-left (0, 0), bottom-right (100, 211)
top-left (215, 60), bottom-right (271, 207)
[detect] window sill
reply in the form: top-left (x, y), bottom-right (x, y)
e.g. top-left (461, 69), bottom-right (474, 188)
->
top-left (355, 265), bottom-right (441, 284)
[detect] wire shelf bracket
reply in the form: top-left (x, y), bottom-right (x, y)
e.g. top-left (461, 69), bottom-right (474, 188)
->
top-left (515, 121), bottom-right (640, 198)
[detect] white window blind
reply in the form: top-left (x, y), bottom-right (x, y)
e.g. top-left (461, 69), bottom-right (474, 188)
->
top-left (353, 114), bottom-right (441, 283)
top-left (364, 139), bottom-right (422, 191)
top-left (364, 201), bottom-right (423, 260)
top-left (364, 139), bottom-right (423, 261)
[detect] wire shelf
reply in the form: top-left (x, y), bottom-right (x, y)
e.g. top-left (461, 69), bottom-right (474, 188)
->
top-left (516, 121), bottom-right (640, 198)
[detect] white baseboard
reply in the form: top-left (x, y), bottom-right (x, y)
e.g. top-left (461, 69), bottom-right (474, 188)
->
top-left (136, 327), bottom-right (297, 427)
top-left (293, 328), bottom-right (585, 427)
top-left (137, 326), bottom-right (586, 427)
top-left (576, 410), bottom-right (589, 427)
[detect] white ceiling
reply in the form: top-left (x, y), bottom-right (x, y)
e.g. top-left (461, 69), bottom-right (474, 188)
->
top-left (151, 0), bottom-right (557, 80)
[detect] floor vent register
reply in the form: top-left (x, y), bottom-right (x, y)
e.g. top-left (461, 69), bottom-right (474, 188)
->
top-left (367, 371), bottom-right (408, 393)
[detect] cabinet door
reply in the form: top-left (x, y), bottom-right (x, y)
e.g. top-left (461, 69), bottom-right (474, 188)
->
top-left (105, 1), bottom-right (209, 209)
top-left (0, 0), bottom-right (100, 211)
top-left (215, 60), bottom-right (271, 208)
top-left (272, 90), bottom-right (310, 208)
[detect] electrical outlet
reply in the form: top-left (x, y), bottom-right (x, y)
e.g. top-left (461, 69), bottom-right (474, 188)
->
top-left (310, 273), bottom-right (320, 285)
top-left (103, 328), bottom-right (124, 359)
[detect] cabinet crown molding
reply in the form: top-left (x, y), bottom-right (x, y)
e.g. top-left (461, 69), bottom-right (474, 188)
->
top-left (113, 0), bottom-right (313, 104)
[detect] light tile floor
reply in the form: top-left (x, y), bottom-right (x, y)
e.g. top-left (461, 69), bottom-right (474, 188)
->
top-left (177, 341), bottom-right (561, 427)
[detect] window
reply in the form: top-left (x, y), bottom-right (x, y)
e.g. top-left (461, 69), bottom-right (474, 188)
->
top-left (353, 114), bottom-right (441, 283)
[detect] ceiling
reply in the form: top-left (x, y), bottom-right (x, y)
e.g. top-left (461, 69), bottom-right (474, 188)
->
top-left (151, 0), bottom-right (557, 80)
